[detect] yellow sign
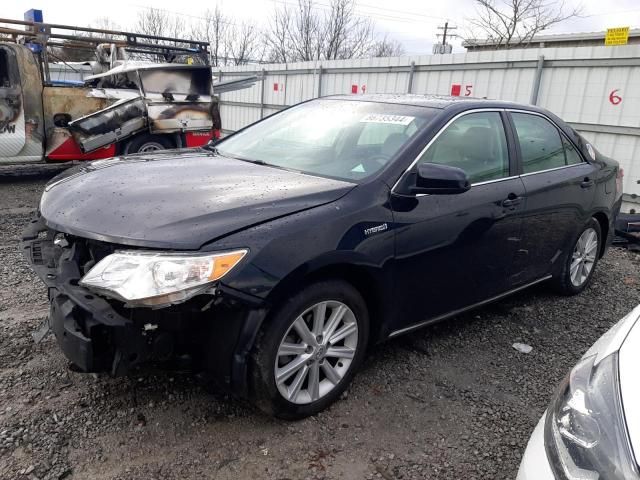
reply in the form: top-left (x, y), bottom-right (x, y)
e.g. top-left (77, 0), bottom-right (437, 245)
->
top-left (605, 27), bottom-right (630, 46)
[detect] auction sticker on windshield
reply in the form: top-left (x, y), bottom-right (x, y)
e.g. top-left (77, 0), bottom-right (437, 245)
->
top-left (360, 114), bottom-right (415, 125)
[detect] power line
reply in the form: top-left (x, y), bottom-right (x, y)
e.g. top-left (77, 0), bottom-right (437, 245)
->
top-left (132, 4), bottom-right (240, 27)
top-left (135, 1), bottom-right (469, 32)
top-left (583, 7), bottom-right (640, 17)
top-left (266, 0), bottom-right (466, 27)
top-left (352, 1), bottom-right (457, 22)
top-left (134, 1), bottom-right (436, 29)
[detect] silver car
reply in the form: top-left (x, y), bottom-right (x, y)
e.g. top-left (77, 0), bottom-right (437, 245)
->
top-left (518, 304), bottom-right (640, 479)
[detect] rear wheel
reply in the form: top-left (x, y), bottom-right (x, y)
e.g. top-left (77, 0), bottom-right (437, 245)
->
top-left (552, 218), bottom-right (601, 295)
top-left (124, 134), bottom-right (174, 154)
top-left (250, 280), bottom-right (368, 419)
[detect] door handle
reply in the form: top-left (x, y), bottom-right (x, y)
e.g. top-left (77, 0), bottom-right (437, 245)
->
top-left (502, 194), bottom-right (523, 208)
top-left (581, 177), bottom-right (594, 189)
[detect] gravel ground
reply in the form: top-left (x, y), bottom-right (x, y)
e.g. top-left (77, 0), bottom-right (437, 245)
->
top-left (1, 174), bottom-right (639, 480)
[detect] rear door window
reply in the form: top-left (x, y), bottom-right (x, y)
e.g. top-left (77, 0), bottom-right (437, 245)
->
top-left (511, 113), bottom-right (568, 174)
top-left (563, 137), bottom-right (584, 165)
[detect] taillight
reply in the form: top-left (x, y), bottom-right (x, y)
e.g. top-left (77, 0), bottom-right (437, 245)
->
top-left (616, 168), bottom-right (624, 195)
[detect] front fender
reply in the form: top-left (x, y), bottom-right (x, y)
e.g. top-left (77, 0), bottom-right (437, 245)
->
top-left (214, 181), bottom-right (396, 339)
top-left (214, 183), bottom-right (393, 295)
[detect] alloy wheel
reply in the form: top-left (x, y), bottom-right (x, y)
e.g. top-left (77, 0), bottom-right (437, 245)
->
top-left (570, 227), bottom-right (598, 287)
top-left (274, 300), bottom-right (359, 405)
top-left (138, 142), bottom-right (165, 153)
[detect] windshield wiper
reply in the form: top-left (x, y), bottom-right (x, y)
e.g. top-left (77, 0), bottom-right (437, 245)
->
top-left (202, 143), bottom-right (219, 154)
top-left (218, 151), bottom-right (271, 166)
top-left (204, 145), bottom-right (276, 167)
top-left (244, 159), bottom-right (269, 166)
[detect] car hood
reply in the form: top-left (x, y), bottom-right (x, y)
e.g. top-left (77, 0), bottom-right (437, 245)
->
top-left (40, 150), bottom-right (355, 249)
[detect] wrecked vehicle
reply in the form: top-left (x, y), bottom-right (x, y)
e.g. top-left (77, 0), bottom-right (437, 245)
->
top-left (66, 63), bottom-right (220, 155)
top-left (23, 95), bottom-right (622, 419)
top-left (0, 18), bottom-right (220, 164)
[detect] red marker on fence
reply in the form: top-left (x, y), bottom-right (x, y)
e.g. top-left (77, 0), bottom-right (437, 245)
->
top-left (609, 89), bottom-right (622, 105)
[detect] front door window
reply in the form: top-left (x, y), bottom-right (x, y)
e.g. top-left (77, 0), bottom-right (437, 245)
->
top-left (417, 111), bottom-right (510, 184)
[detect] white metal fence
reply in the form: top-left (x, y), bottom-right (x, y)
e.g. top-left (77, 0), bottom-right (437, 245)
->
top-left (216, 45), bottom-right (640, 211)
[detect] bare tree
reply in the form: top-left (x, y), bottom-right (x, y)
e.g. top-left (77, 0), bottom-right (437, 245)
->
top-left (465, 0), bottom-right (583, 48)
top-left (136, 8), bottom-right (169, 38)
top-left (168, 15), bottom-right (187, 41)
top-left (323, 0), bottom-right (375, 60)
top-left (265, 8), bottom-right (294, 63)
top-left (135, 8), bottom-right (191, 62)
top-left (264, 0), bottom-right (403, 62)
top-left (371, 35), bottom-right (405, 58)
top-left (228, 22), bottom-right (264, 65)
top-left (197, 6), bottom-right (228, 66)
top-left (290, 0), bottom-right (322, 61)
top-left (91, 16), bottom-right (121, 35)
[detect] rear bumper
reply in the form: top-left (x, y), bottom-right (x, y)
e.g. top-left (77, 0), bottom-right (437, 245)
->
top-left (21, 214), bottom-right (267, 394)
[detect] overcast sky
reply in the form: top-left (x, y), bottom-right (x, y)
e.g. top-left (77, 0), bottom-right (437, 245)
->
top-left (5, 0), bottom-right (640, 54)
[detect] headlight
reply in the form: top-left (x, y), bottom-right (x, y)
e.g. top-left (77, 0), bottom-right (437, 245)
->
top-left (80, 249), bottom-right (247, 307)
top-left (544, 352), bottom-right (639, 479)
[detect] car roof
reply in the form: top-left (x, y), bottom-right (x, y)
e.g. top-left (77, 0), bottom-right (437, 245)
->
top-left (320, 93), bottom-right (543, 113)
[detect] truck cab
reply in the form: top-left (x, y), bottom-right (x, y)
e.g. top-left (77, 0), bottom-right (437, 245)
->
top-left (0, 42), bottom-right (45, 163)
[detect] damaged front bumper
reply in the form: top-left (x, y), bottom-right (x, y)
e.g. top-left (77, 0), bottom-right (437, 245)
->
top-left (21, 215), bottom-right (266, 394)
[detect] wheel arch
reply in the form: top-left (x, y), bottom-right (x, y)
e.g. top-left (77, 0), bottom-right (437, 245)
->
top-left (264, 260), bottom-right (388, 347)
top-left (119, 131), bottom-right (181, 155)
top-left (592, 211), bottom-right (609, 258)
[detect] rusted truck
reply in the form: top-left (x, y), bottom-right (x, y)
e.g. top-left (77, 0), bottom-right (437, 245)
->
top-left (0, 18), bottom-right (222, 165)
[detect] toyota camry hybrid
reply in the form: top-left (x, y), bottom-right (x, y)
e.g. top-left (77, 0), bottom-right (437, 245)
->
top-left (23, 94), bottom-right (622, 419)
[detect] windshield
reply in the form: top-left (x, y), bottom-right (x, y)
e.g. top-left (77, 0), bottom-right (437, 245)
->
top-left (214, 99), bottom-right (438, 182)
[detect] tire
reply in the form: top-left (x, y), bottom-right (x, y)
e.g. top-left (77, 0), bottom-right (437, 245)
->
top-left (124, 134), bottom-right (174, 154)
top-left (250, 280), bottom-right (369, 420)
top-left (552, 218), bottom-right (602, 295)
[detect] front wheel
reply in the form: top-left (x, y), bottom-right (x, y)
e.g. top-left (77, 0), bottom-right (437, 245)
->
top-left (552, 218), bottom-right (602, 295)
top-left (250, 280), bottom-right (369, 419)
top-left (123, 134), bottom-right (174, 154)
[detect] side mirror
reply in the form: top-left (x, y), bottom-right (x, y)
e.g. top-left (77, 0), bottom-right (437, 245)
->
top-left (412, 163), bottom-right (471, 195)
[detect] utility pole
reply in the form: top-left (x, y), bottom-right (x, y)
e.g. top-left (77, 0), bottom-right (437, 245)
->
top-left (437, 22), bottom-right (457, 46)
top-left (434, 21), bottom-right (457, 54)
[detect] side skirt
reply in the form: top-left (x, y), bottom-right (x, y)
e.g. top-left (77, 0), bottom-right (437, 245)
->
top-left (388, 275), bottom-right (553, 339)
